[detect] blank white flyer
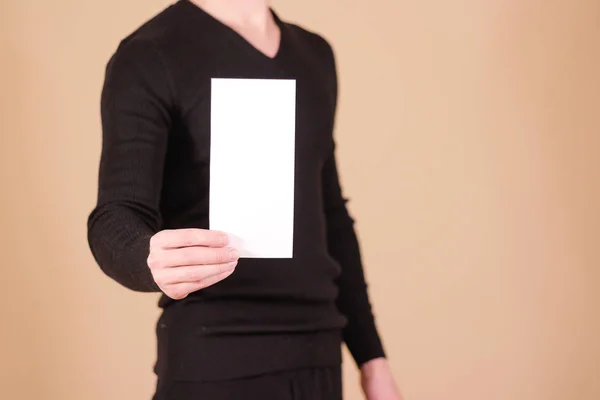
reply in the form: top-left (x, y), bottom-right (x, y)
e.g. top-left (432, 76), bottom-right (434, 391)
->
top-left (209, 78), bottom-right (296, 258)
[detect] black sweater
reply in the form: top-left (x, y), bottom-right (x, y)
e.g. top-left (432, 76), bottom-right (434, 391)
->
top-left (88, 0), bottom-right (385, 380)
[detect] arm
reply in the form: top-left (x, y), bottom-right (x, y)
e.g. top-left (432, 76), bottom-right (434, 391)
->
top-left (87, 38), bottom-right (173, 292)
top-left (322, 132), bottom-right (404, 400)
top-left (319, 37), bottom-right (385, 366)
top-left (321, 40), bottom-right (404, 400)
top-left (321, 147), bottom-right (386, 365)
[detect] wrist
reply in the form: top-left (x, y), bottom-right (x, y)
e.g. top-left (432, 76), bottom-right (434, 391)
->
top-left (360, 357), bottom-right (404, 400)
top-left (360, 357), bottom-right (389, 379)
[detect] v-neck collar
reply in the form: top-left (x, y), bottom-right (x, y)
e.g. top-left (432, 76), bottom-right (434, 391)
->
top-left (180, 0), bottom-right (286, 62)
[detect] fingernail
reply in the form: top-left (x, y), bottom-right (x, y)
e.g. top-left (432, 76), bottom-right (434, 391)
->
top-left (228, 248), bottom-right (239, 261)
top-left (228, 261), bottom-right (238, 269)
top-left (220, 234), bottom-right (229, 246)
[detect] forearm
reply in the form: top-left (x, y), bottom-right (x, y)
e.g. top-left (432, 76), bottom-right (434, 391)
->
top-left (327, 204), bottom-right (386, 366)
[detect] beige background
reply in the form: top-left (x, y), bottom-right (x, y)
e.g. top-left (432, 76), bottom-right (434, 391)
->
top-left (1, 0), bottom-right (599, 399)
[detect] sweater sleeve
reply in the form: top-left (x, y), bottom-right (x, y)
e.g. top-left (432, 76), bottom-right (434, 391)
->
top-left (320, 42), bottom-right (386, 366)
top-left (87, 38), bottom-right (174, 292)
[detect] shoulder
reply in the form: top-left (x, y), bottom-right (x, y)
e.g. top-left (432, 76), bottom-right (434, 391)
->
top-left (118, 3), bottom-right (185, 49)
top-left (104, 3), bottom-right (197, 93)
top-left (107, 2), bottom-right (199, 72)
top-left (101, 6), bottom-right (190, 107)
top-left (284, 22), bottom-right (337, 70)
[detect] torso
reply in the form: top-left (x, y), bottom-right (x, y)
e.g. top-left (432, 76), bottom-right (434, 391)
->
top-left (122, 0), bottom-right (346, 380)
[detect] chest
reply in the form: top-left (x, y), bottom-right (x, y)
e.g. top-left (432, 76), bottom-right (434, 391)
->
top-left (168, 45), bottom-right (336, 165)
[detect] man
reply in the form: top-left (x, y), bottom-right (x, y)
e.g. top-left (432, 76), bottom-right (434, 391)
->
top-left (87, 0), bottom-right (403, 398)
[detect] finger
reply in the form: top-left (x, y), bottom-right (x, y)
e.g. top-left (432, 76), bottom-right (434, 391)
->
top-left (152, 229), bottom-right (229, 249)
top-left (161, 246), bottom-right (239, 268)
top-left (196, 267), bottom-right (236, 288)
top-left (161, 261), bottom-right (238, 284)
top-left (167, 268), bottom-right (236, 299)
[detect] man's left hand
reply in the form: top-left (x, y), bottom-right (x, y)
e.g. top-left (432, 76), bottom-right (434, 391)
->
top-left (360, 358), bottom-right (404, 400)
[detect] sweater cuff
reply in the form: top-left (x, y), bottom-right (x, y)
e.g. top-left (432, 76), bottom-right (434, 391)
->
top-left (122, 233), bottom-right (161, 292)
top-left (344, 318), bottom-right (386, 366)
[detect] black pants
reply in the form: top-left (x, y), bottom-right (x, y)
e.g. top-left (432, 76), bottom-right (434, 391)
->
top-left (153, 367), bottom-right (342, 400)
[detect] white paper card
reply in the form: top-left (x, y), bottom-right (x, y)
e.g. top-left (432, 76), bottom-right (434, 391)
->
top-left (209, 78), bottom-right (296, 258)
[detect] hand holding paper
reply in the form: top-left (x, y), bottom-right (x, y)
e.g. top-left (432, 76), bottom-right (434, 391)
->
top-left (147, 229), bottom-right (239, 299)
